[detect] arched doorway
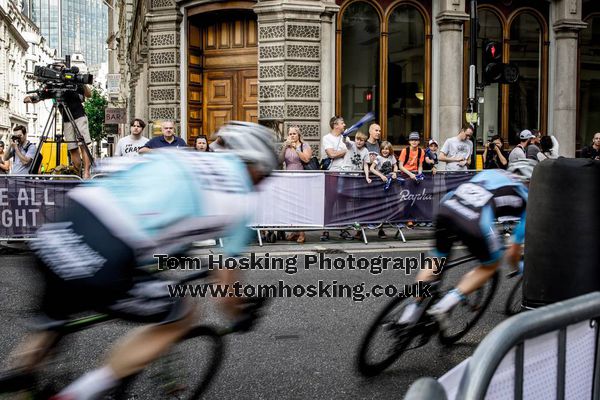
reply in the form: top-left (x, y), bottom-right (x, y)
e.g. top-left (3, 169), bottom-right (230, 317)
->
top-left (187, 11), bottom-right (258, 143)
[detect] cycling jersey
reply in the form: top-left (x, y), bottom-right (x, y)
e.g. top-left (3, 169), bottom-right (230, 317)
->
top-left (30, 150), bottom-right (257, 323)
top-left (435, 169), bottom-right (527, 264)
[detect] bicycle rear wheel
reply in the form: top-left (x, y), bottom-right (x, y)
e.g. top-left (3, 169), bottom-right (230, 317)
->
top-left (356, 295), bottom-right (430, 377)
top-left (438, 270), bottom-right (499, 345)
top-left (504, 275), bottom-right (523, 316)
top-left (117, 325), bottom-right (224, 400)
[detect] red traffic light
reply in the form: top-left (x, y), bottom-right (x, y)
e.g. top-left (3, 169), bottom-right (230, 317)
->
top-left (484, 41), bottom-right (502, 62)
top-left (365, 90), bottom-right (373, 102)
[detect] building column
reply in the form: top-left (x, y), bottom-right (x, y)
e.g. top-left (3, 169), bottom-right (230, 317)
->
top-left (146, 0), bottom-right (182, 136)
top-left (254, 0), bottom-right (338, 155)
top-left (435, 2), bottom-right (468, 146)
top-left (551, 0), bottom-right (586, 157)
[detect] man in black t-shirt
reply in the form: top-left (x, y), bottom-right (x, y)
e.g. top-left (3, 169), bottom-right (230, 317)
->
top-left (580, 132), bottom-right (600, 161)
top-left (24, 67), bottom-right (92, 178)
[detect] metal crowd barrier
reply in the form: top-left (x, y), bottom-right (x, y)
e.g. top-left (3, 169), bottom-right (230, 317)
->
top-left (0, 174), bottom-right (82, 242)
top-left (403, 292), bottom-right (600, 400)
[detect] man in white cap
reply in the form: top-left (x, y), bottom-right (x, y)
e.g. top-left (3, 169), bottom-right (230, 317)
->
top-left (508, 129), bottom-right (534, 165)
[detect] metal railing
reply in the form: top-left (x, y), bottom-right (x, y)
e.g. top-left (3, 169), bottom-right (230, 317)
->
top-left (403, 292), bottom-right (600, 400)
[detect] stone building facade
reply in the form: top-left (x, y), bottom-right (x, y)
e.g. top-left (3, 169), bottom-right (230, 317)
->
top-left (111, 0), bottom-right (600, 157)
top-left (0, 0), bottom-right (56, 142)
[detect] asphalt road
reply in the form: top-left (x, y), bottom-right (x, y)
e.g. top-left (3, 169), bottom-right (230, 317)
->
top-left (0, 246), bottom-right (518, 399)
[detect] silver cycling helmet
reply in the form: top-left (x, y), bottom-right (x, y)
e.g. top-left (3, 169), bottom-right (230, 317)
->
top-left (507, 159), bottom-right (537, 183)
top-left (216, 121), bottom-right (278, 176)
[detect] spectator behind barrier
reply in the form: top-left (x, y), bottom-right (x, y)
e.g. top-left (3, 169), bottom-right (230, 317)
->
top-left (398, 132), bottom-right (425, 181)
top-left (483, 135), bottom-right (508, 169)
top-left (320, 116), bottom-right (347, 241)
top-left (279, 125), bottom-right (312, 244)
top-left (2, 125), bottom-right (36, 175)
top-left (423, 139), bottom-right (439, 174)
top-left (508, 129), bottom-right (533, 165)
top-left (139, 120), bottom-right (187, 153)
top-left (115, 119), bottom-right (149, 157)
top-left (580, 132), bottom-right (600, 160)
top-left (526, 130), bottom-right (542, 161)
top-left (195, 135), bottom-right (211, 152)
top-left (369, 141), bottom-right (398, 240)
top-left (537, 135), bottom-right (559, 161)
top-left (439, 125), bottom-right (473, 171)
top-left (335, 131), bottom-right (370, 176)
top-left (0, 141), bottom-right (9, 174)
top-left (365, 122), bottom-right (381, 155)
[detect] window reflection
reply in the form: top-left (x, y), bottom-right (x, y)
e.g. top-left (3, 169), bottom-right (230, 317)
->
top-left (508, 13), bottom-right (541, 145)
top-left (341, 2), bottom-right (380, 128)
top-left (387, 5), bottom-right (425, 145)
top-left (579, 16), bottom-right (600, 149)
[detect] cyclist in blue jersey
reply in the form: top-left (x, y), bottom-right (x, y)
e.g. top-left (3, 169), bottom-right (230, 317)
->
top-left (4, 122), bottom-right (278, 400)
top-left (399, 159), bottom-right (536, 327)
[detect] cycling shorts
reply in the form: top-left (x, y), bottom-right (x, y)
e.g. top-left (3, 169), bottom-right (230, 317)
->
top-left (434, 214), bottom-right (502, 266)
top-left (31, 201), bottom-right (188, 325)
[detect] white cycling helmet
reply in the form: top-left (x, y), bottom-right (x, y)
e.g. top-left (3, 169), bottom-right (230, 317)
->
top-left (507, 159), bottom-right (537, 183)
top-left (216, 121), bottom-right (278, 176)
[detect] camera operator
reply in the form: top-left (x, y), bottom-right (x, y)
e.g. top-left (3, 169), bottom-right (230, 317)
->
top-left (483, 134), bottom-right (508, 170)
top-left (24, 64), bottom-right (92, 179)
top-left (2, 125), bottom-right (36, 175)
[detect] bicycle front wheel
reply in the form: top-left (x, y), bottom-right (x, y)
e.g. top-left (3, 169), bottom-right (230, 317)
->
top-left (356, 295), bottom-right (421, 377)
top-left (438, 270), bottom-right (499, 345)
top-left (117, 325), bottom-right (224, 400)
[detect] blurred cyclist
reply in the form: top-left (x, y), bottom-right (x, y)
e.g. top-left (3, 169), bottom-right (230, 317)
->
top-left (399, 159), bottom-right (536, 327)
top-left (4, 121), bottom-right (277, 400)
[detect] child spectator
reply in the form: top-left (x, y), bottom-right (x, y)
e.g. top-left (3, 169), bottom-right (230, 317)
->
top-left (423, 139), bottom-right (439, 174)
top-left (369, 141), bottom-right (398, 239)
top-left (369, 141), bottom-right (398, 183)
top-left (336, 131), bottom-right (370, 178)
top-left (398, 132), bottom-right (425, 180)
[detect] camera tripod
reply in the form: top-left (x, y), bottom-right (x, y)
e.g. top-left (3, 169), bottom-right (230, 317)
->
top-left (29, 90), bottom-right (95, 175)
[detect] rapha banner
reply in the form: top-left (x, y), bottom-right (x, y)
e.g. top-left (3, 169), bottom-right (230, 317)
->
top-left (323, 171), bottom-right (474, 226)
top-left (0, 177), bottom-right (79, 238)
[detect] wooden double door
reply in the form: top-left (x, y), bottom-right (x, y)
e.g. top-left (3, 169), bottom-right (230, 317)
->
top-left (204, 69), bottom-right (258, 136)
top-left (187, 12), bottom-right (258, 140)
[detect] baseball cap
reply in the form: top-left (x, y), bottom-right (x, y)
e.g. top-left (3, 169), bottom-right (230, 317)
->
top-left (428, 139), bottom-right (438, 146)
top-left (519, 129), bottom-right (534, 140)
top-left (408, 132), bottom-right (420, 141)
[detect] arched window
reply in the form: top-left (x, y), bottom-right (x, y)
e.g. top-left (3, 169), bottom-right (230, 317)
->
top-left (579, 15), bottom-right (600, 149)
top-left (387, 5), bottom-right (425, 145)
top-left (340, 2), bottom-right (380, 127)
top-left (477, 9), bottom-right (503, 143)
top-left (508, 13), bottom-right (542, 145)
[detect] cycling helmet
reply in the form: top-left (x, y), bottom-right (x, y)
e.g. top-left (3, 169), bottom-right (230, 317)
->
top-left (216, 121), bottom-right (278, 176)
top-left (507, 159), bottom-right (537, 183)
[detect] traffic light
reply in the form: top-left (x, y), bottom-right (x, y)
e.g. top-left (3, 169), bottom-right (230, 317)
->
top-left (482, 40), bottom-right (503, 84)
top-left (364, 89), bottom-right (373, 111)
top-left (482, 40), bottom-right (519, 85)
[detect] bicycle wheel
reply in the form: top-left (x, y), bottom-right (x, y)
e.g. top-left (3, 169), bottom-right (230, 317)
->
top-left (438, 270), bottom-right (499, 345)
top-left (356, 295), bottom-right (431, 377)
top-left (504, 275), bottom-right (523, 316)
top-left (117, 325), bottom-right (224, 400)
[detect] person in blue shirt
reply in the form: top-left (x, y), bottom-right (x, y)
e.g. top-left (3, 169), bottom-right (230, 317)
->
top-left (139, 120), bottom-right (187, 153)
top-left (399, 159), bottom-right (536, 326)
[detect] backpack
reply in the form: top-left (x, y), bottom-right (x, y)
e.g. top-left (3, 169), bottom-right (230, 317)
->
top-left (403, 146), bottom-right (422, 169)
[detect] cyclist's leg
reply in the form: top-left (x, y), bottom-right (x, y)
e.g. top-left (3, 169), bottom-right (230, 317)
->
top-left (5, 331), bottom-right (59, 372)
top-left (430, 226), bottom-right (501, 315)
top-left (398, 216), bottom-right (452, 324)
top-left (106, 300), bottom-right (197, 378)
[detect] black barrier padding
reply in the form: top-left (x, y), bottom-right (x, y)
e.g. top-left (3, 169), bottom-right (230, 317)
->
top-left (523, 158), bottom-right (600, 308)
